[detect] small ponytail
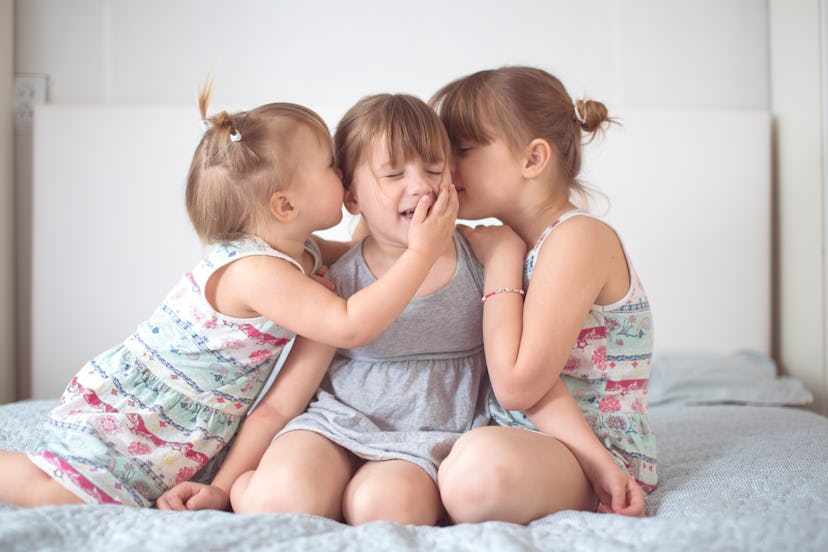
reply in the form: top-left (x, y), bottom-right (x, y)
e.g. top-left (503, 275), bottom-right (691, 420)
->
top-left (186, 79), bottom-right (332, 244)
top-left (196, 80), bottom-right (259, 173)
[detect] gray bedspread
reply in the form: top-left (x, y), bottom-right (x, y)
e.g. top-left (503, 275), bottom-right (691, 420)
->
top-left (2, 399), bottom-right (827, 551)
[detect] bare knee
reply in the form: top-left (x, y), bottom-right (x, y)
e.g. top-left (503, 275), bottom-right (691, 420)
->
top-left (345, 481), bottom-right (439, 526)
top-left (231, 432), bottom-right (353, 518)
top-left (230, 466), bottom-right (339, 517)
top-left (438, 428), bottom-right (525, 523)
top-left (439, 426), bottom-right (595, 523)
top-left (344, 463), bottom-right (441, 526)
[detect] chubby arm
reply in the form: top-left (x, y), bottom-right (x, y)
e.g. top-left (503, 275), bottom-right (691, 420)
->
top-left (233, 184), bottom-right (458, 350)
top-left (156, 337), bottom-right (335, 511)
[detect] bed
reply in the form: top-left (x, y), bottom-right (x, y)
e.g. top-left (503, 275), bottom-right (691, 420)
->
top-left (2, 350), bottom-right (826, 551)
top-left (7, 105), bottom-right (826, 549)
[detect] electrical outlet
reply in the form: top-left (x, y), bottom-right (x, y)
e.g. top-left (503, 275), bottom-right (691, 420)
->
top-left (14, 74), bottom-right (49, 132)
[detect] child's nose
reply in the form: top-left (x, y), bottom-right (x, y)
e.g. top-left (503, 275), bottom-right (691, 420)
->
top-left (407, 171), bottom-right (436, 197)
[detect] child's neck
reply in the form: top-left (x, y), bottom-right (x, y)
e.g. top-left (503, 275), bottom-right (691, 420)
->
top-left (361, 236), bottom-right (408, 279)
top-left (505, 188), bottom-right (575, 250)
top-left (256, 231), bottom-right (316, 273)
top-left (363, 235), bottom-right (457, 297)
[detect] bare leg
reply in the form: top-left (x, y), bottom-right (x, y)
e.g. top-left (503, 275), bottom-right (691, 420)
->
top-left (0, 451), bottom-right (82, 507)
top-left (438, 426), bottom-right (595, 524)
top-left (230, 430), bottom-right (354, 519)
top-left (343, 459), bottom-right (442, 526)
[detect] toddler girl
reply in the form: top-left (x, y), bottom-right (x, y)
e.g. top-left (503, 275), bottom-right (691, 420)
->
top-left (0, 84), bottom-right (457, 508)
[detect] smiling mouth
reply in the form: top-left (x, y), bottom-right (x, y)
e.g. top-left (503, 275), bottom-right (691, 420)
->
top-left (400, 208), bottom-right (418, 221)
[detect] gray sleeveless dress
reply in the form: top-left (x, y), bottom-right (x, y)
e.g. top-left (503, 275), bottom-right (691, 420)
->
top-left (279, 231), bottom-right (490, 480)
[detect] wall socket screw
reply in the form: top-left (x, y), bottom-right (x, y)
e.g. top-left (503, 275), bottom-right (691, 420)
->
top-left (14, 74), bottom-right (49, 132)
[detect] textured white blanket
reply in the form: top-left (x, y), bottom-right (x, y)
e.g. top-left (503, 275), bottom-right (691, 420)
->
top-left (2, 400), bottom-right (827, 551)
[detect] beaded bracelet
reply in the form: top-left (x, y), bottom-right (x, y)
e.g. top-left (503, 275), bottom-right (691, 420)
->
top-left (480, 287), bottom-right (526, 304)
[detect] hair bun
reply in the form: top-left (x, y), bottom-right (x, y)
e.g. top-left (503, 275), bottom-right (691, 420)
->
top-left (573, 98), bottom-right (610, 133)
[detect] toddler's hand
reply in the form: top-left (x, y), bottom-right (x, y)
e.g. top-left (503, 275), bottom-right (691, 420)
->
top-left (457, 224), bottom-right (526, 267)
top-left (156, 482), bottom-right (230, 511)
top-left (407, 183), bottom-right (459, 261)
top-left (311, 265), bottom-right (336, 292)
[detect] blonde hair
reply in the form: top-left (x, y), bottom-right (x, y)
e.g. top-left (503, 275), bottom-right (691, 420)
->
top-left (334, 93), bottom-right (452, 190)
top-left (186, 81), bottom-right (331, 243)
top-left (430, 66), bottom-right (613, 203)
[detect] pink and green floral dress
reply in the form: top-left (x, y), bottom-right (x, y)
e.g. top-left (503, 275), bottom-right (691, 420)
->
top-left (28, 234), bottom-right (320, 506)
top-left (488, 211), bottom-right (658, 493)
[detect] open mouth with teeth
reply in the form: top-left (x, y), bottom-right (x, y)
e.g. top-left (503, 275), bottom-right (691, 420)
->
top-left (399, 203), bottom-right (435, 221)
top-left (400, 208), bottom-right (416, 220)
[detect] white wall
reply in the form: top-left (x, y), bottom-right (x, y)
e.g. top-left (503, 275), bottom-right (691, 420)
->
top-left (769, 0), bottom-right (827, 415)
top-left (14, 0), bottom-right (769, 109)
top-left (12, 0), bottom-right (777, 399)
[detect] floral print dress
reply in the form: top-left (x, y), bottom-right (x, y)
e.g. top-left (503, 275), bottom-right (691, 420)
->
top-left (488, 211), bottom-right (657, 493)
top-left (28, 235), bottom-right (320, 506)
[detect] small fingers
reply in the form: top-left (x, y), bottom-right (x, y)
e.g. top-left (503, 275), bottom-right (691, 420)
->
top-left (605, 478), bottom-right (645, 517)
top-left (596, 503), bottom-right (613, 514)
top-left (156, 492), bottom-right (186, 511)
top-left (410, 194), bottom-right (432, 224)
top-left (624, 479), bottom-right (646, 517)
top-left (310, 273), bottom-right (336, 292)
top-left (430, 183), bottom-right (449, 215)
top-left (610, 480), bottom-right (629, 513)
top-left (185, 492), bottom-right (210, 511)
top-left (431, 183), bottom-right (458, 218)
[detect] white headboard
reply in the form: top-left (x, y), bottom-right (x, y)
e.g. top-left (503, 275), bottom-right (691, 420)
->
top-left (31, 105), bottom-right (770, 398)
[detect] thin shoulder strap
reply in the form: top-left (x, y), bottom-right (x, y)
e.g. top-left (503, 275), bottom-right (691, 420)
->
top-left (455, 230), bottom-right (484, 295)
top-left (304, 238), bottom-right (323, 274)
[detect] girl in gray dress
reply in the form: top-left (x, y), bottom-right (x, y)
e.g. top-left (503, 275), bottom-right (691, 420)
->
top-left (228, 94), bottom-right (491, 525)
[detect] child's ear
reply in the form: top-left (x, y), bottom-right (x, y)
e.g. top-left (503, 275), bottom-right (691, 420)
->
top-left (523, 138), bottom-right (552, 178)
top-left (344, 189), bottom-right (360, 215)
top-left (269, 191), bottom-right (297, 221)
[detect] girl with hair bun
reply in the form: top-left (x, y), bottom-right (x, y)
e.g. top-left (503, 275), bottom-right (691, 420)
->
top-left (431, 66), bottom-right (656, 521)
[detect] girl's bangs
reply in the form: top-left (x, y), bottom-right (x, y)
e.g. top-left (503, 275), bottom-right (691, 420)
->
top-left (435, 82), bottom-right (496, 147)
top-left (383, 105), bottom-right (450, 167)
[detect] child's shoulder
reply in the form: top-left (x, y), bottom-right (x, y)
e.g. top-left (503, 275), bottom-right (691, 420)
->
top-left (535, 211), bottom-right (623, 259)
top-left (204, 234), bottom-right (305, 273)
top-left (550, 211), bottom-right (618, 241)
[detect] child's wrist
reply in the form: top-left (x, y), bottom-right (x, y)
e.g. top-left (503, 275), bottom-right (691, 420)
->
top-left (481, 287), bottom-right (525, 304)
